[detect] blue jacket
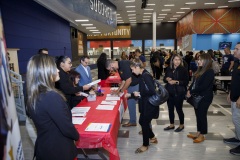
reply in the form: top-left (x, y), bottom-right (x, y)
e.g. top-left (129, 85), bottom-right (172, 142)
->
top-left (75, 64), bottom-right (92, 86)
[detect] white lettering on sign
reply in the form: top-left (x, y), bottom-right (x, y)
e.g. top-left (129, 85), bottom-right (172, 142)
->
top-left (89, 0), bottom-right (113, 21)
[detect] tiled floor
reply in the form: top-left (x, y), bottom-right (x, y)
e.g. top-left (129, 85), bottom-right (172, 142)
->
top-left (20, 66), bottom-right (240, 160)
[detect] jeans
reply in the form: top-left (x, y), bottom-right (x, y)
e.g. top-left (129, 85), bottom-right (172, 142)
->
top-left (127, 84), bottom-right (139, 124)
top-left (231, 102), bottom-right (240, 140)
top-left (167, 94), bottom-right (185, 125)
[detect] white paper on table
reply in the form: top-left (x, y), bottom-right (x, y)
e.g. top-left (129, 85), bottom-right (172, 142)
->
top-left (101, 100), bottom-right (117, 105)
top-left (87, 79), bottom-right (101, 86)
top-left (71, 107), bottom-right (90, 113)
top-left (110, 87), bottom-right (118, 90)
top-left (106, 94), bottom-right (118, 97)
top-left (72, 117), bottom-right (86, 125)
top-left (72, 112), bottom-right (87, 117)
top-left (79, 92), bottom-right (89, 97)
top-left (105, 97), bottom-right (120, 101)
top-left (85, 123), bottom-right (111, 132)
top-left (96, 105), bottom-right (115, 110)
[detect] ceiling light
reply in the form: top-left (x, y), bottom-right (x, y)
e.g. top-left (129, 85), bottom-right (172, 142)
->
top-left (159, 14), bottom-right (167, 15)
top-left (81, 24), bottom-right (93, 26)
top-left (147, 4), bottom-right (155, 6)
top-left (173, 15), bottom-right (181, 17)
top-left (126, 6), bottom-right (135, 8)
top-left (117, 17), bottom-right (122, 19)
top-left (89, 30), bottom-right (99, 31)
top-left (176, 12), bottom-right (185, 13)
top-left (143, 16), bottom-right (151, 17)
top-left (170, 18), bottom-right (177, 19)
top-left (124, 0), bottom-right (135, 2)
top-left (157, 19), bottom-right (163, 20)
top-left (162, 9), bottom-right (171, 11)
top-left (181, 8), bottom-right (190, 9)
top-left (144, 9), bottom-right (153, 10)
top-left (228, 0), bottom-right (240, 2)
top-left (117, 20), bottom-right (123, 21)
top-left (127, 10), bottom-right (136, 12)
top-left (168, 21), bottom-right (174, 22)
top-left (164, 4), bottom-right (175, 6)
top-left (75, 19), bottom-right (89, 22)
top-left (128, 14), bottom-right (136, 16)
top-left (143, 19), bottom-right (150, 20)
top-left (218, 6), bottom-right (228, 8)
top-left (118, 22), bottom-right (124, 23)
top-left (204, 3), bottom-right (215, 5)
top-left (144, 13), bottom-right (153, 14)
top-left (185, 2), bottom-right (196, 5)
top-left (116, 14), bottom-right (120, 15)
top-left (93, 32), bottom-right (101, 34)
top-left (86, 27), bottom-right (96, 29)
top-left (158, 17), bottom-right (165, 18)
top-left (129, 20), bottom-right (136, 21)
top-left (129, 17), bottom-right (136, 19)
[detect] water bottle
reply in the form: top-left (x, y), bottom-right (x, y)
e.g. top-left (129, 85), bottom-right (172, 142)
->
top-left (98, 85), bottom-right (101, 93)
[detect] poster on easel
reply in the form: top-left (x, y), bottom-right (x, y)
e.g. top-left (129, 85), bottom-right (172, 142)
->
top-left (0, 10), bottom-right (24, 160)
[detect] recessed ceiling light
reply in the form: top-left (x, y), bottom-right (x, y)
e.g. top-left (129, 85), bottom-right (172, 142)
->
top-left (127, 10), bottom-right (136, 12)
top-left (147, 4), bottom-right (155, 6)
top-left (124, 0), bottom-right (135, 2)
top-left (143, 19), bottom-right (150, 20)
top-left (118, 22), bottom-right (124, 23)
top-left (229, 0), bottom-right (240, 1)
top-left (170, 18), bottom-right (177, 20)
top-left (117, 20), bottom-right (123, 21)
top-left (168, 21), bottom-right (174, 22)
top-left (143, 16), bottom-right (151, 17)
top-left (158, 17), bottom-right (165, 18)
top-left (162, 9), bottom-right (171, 11)
top-left (129, 17), bottom-right (136, 19)
top-left (164, 4), bottom-right (175, 6)
top-left (218, 6), bottom-right (228, 8)
top-left (128, 14), bottom-right (136, 16)
top-left (126, 6), bottom-right (135, 8)
top-left (185, 2), bottom-right (196, 5)
top-left (93, 32), bottom-right (101, 33)
top-left (181, 8), bottom-right (190, 9)
top-left (129, 20), bottom-right (136, 21)
top-left (75, 19), bottom-right (89, 22)
top-left (173, 15), bottom-right (181, 17)
top-left (159, 14), bottom-right (167, 15)
top-left (204, 3), bottom-right (215, 5)
top-left (89, 30), bottom-right (99, 31)
top-left (130, 22), bottom-right (137, 23)
top-left (144, 9), bottom-right (153, 10)
top-left (86, 27), bottom-right (96, 29)
top-left (144, 13), bottom-right (153, 14)
top-left (116, 14), bottom-right (120, 15)
top-left (176, 12), bottom-right (185, 13)
top-left (81, 24), bottom-right (93, 26)
top-left (157, 19), bottom-right (163, 20)
top-left (117, 17), bottom-right (122, 19)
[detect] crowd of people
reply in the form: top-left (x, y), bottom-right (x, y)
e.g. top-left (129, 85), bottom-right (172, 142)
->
top-left (25, 44), bottom-right (240, 159)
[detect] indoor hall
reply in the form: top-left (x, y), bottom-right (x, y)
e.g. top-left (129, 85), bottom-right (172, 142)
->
top-left (20, 65), bottom-right (240, 160)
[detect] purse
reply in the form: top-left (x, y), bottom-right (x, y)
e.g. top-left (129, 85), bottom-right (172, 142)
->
top-left (143, 73), bottom-right (169, 106)
top-left (186, 94), bottom-right (204, 109)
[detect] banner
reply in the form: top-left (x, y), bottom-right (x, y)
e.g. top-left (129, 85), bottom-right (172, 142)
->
top-left (0, 10), bottom-right (24, 160)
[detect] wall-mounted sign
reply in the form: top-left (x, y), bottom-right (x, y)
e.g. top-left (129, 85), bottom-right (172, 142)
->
top-left (87, 26), bottom-right (131, 39)
top-left (59, 0), bottom-right (117, 28)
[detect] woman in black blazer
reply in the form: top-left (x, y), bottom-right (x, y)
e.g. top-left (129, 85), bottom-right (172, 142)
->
top-left (26, 54), bottom-right (79, 160)
top-left (163, 54), bottom-right (189, 132)
top-left (97, 53), bottom-right (110, 87)
top-left (186, 53), bottom-right (215, 143)
top-left (126, 59), bottom-right (159, 154)
top-left (55, 56), bottom-right (91, 109)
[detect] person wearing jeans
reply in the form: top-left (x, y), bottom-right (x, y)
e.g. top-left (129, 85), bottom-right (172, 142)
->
top-left (127, 84), bottom-right (139, 124)
top-left (223, 43), bottom-right (240, 156)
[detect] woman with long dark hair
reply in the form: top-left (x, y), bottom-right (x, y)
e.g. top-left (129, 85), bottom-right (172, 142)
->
top-left (26, 54), bottom-right (79, 160)
top-left (163, 54), bottom-right (189, 132)
top-left (186, 53), bottom-right (214, 143)
top-left (97, 53), bottom-right (110, 87)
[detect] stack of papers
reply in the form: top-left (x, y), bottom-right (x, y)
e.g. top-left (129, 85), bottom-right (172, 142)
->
top-left (105, 97), bottom-right (120, 101)
top-left (101, 100), bottom-right (117, 105)
top-left (96, 105), bottom-right (115, 110)
top-left (71, 107), bottom-right (90, 117)
top-left (72, 117), bottom-right (86, 125)
top-left (85, 123), bottom-right (111, 132)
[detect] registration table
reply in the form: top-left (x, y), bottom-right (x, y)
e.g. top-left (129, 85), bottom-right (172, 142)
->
top-left (74, 88), bottom-right (127, 160)
top-left (105, 72), bottom-right (121, 84)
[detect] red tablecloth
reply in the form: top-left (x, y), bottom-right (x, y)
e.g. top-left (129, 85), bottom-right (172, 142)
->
top-left (105, 72), bottom-right (121, 84)
top-left (74, 88), bottom-right (127, 160)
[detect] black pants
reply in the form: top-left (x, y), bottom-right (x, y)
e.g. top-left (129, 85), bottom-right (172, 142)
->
top-left (167, 94), bottom-right (185, 125)
top-left (221, 69), bottom-right (231, 90)
top-left (150, 63), bottom-right (156, 78)
top-left (139, 114), bottom-right (155, 146)
top-left (194, 99), bottom-right (211, 134)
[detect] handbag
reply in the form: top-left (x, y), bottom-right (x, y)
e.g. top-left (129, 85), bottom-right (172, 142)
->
top-left (143, 75), bottom-right (169, 106)
top-left (186, 94), bottom-right (204, 109)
